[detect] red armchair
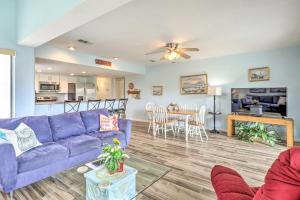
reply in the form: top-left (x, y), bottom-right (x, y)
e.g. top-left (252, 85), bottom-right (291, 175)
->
top-left (211, 147), bottom-right (300, 200)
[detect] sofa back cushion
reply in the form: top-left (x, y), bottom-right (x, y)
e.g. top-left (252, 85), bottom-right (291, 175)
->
top-left (22, 116), bottom-right (53, 143)
top-left (0, 117), bottom-right (23, 130)
top-left (0, 116), bottom-right (53, 143)
top-left (49, 112), bottom-right (86, 141)
top-left (80, 109), bottom-right (109, 133)
top-left (259, 96), bottom-right (273, 104)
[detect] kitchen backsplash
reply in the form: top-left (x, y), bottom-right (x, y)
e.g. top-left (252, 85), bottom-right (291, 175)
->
top-left (36, 93), bottom-right (68, 102)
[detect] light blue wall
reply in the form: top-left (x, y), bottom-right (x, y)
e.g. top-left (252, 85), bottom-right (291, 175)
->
top-left (0, 0), bottom-right (16, 44)
top-left (17, 0), bottom-right (84, 43)
top-left (125, 46), bottom-right (300, 141)
top-left (0, 0), bottom-right (35, 117)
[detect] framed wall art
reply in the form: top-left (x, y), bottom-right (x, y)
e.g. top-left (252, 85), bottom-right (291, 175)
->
top-left (248, 67), bottom-right (270, 82)
top-left (152, 86), bottom-right (163, 96)
top-left (180, 74), bottom-right (208, 95)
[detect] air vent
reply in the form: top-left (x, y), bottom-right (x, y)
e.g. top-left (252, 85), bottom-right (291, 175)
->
top-left (77, 39), bottom-right (93, 45)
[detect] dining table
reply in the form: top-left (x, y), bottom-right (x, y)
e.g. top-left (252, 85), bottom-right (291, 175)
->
top-left (165, 110), bottom-right (198, 141)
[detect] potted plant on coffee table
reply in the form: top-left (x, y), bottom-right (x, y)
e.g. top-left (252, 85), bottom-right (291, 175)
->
top-left (98, 138), bottom-right (129, 174)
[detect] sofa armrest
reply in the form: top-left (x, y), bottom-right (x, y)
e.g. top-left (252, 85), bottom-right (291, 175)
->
top-left (118, 119), bottom-right (132, 146)
top-left (0, 140), bottom-right (18, 192)
top-left (211, 165), bottom-right (255, 200)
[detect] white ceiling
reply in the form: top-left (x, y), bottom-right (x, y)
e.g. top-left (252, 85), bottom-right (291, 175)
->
top-left (35, 58), bottom-right (132, 77)
top-left (48, 0), bottom-right (300, 65)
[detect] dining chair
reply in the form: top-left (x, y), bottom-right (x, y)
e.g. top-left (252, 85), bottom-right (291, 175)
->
top-left (153, 106), bottom-right (175, 139)
top-left (104, 99), bottom-right (116, 113)
top-left (175, 104), bottom-right (198, 133)
top-left (145, 102), bottom-right (156, 133)
top-left (64, 100), bottom-right (81, 113)
top-left (188, 105), bottom-right (208, 142)
top-left (87, 99), bottom-right (101, 111)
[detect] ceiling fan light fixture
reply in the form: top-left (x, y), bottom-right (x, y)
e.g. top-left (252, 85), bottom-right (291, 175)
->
top-left (68, 46), bottom-right (76, 51)
top-left (167, 51), bottom-right (178, 60)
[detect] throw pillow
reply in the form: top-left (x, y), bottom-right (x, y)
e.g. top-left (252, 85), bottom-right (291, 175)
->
top-left (0, 130), bottom-right (7, 141)
top-left (0, 123), bottom-right (42, 157)
top-left (99, 114), bottom-right (119, 132)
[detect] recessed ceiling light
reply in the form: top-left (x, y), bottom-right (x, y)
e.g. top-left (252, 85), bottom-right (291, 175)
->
top-left (47, 67), bottom-right (52, 70)
top-left (81, 71), bottom-right (86, 74)
top-left (113, 57), bottom-right (119, 60)
top-left (37, 69), bottom-right (42, 73)
top-left (68, 46), bottom-right (76, 51)
top-left (70, 73), bottom-right (75, 76)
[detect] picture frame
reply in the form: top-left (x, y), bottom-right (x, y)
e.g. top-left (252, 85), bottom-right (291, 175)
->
top-left (248, 67), bottom-right (270, 82)
top-left (152, 86), bottom-right (163, 96)
top-left (180, 74), bottom-right (208, 95)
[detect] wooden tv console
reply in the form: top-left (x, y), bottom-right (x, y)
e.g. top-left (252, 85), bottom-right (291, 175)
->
top-left (227, 114), bottom-right (294, 148)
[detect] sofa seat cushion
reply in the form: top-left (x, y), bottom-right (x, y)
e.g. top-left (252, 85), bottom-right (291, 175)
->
top-left (49, 112), bottom-right (86, 141)
top-left (88, 131), bottom-right (126, 148)
top-left (17, 142), bottom-right (69, 173)
top-left (57, 135), bottom-right (101, 157)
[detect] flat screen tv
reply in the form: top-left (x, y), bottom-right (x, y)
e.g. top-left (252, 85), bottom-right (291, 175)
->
top-left (231, 87), bottom-right (287, 116)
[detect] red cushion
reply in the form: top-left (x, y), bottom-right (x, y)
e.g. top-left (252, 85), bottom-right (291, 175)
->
top-left (253, 147), bottom-right (300, 200)
top-left (211, 165), bottom-right (255, 200)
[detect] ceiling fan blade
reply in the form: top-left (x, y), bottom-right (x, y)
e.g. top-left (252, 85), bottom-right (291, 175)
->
top-left (177, 51), bottom-right (191, 59)
top-left (179, 48), bottom-right (199, 52)
top-left (145, 47), bottom-right (166, 55)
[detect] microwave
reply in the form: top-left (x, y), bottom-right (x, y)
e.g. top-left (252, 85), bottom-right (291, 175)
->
top-left (39, 83), bottom-right (60, 92)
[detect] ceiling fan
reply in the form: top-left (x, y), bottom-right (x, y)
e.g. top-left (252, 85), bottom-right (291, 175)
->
top-left (145, 42), bottom-right (199, 61)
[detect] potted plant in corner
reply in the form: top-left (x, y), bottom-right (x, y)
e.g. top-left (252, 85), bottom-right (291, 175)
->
top-left (98, 138), bottom-right (129, 174)
top-left (235, 122), bottom-right (277, 146)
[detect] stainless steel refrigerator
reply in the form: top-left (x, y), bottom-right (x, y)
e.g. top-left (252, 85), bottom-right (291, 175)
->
top-left (75, 82), bottom-right (96, 101)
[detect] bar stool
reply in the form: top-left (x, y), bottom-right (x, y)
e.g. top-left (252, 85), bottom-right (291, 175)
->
top-left (87, 99), bottom-right (101, 111)
top-left (104, 99), bottom-right (116, 113)
top-left (64, 100), bottom-right (81, 113)
top-left (116, 98), bottom-right (128, 118)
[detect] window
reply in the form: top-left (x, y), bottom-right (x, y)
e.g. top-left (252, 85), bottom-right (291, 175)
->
top-left (0, 53), bottom-right (12, 118)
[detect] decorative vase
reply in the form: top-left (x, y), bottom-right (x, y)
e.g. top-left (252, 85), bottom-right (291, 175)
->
top-left (117, 162), bottom-right (124, 173)
top-left (108, 161), bottom-right (125, 175)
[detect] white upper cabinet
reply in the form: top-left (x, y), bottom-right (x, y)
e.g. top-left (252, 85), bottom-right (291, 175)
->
top-left (76, 76), bottom-right (87, 83)
top-left (68, 76), bottom-right (77, 83)
top-left (59, 75), bottom-right (69, 93)
top-left (39, 74), bottom-right (60, 83)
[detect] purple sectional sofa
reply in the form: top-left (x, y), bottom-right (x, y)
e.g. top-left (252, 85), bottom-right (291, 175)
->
top-left (0, 109), bottom-right (131, 194)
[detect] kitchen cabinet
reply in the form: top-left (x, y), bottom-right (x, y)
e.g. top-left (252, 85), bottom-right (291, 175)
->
top-left (68, 76), bottom-right (77, 83)
top-left (39, 74), bottom-right (60, 83)
top-left (76, 76), bottom-right (87, 83)
top-left (59, 75), bottom-right (69, 93)
top-left (35, 102), bottom-right (88, 116)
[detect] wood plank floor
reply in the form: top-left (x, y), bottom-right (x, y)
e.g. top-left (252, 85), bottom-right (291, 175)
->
top-left (130, 121), bottom-right (286, 200)
top-left (0, 121), bottom-right (286, 200)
